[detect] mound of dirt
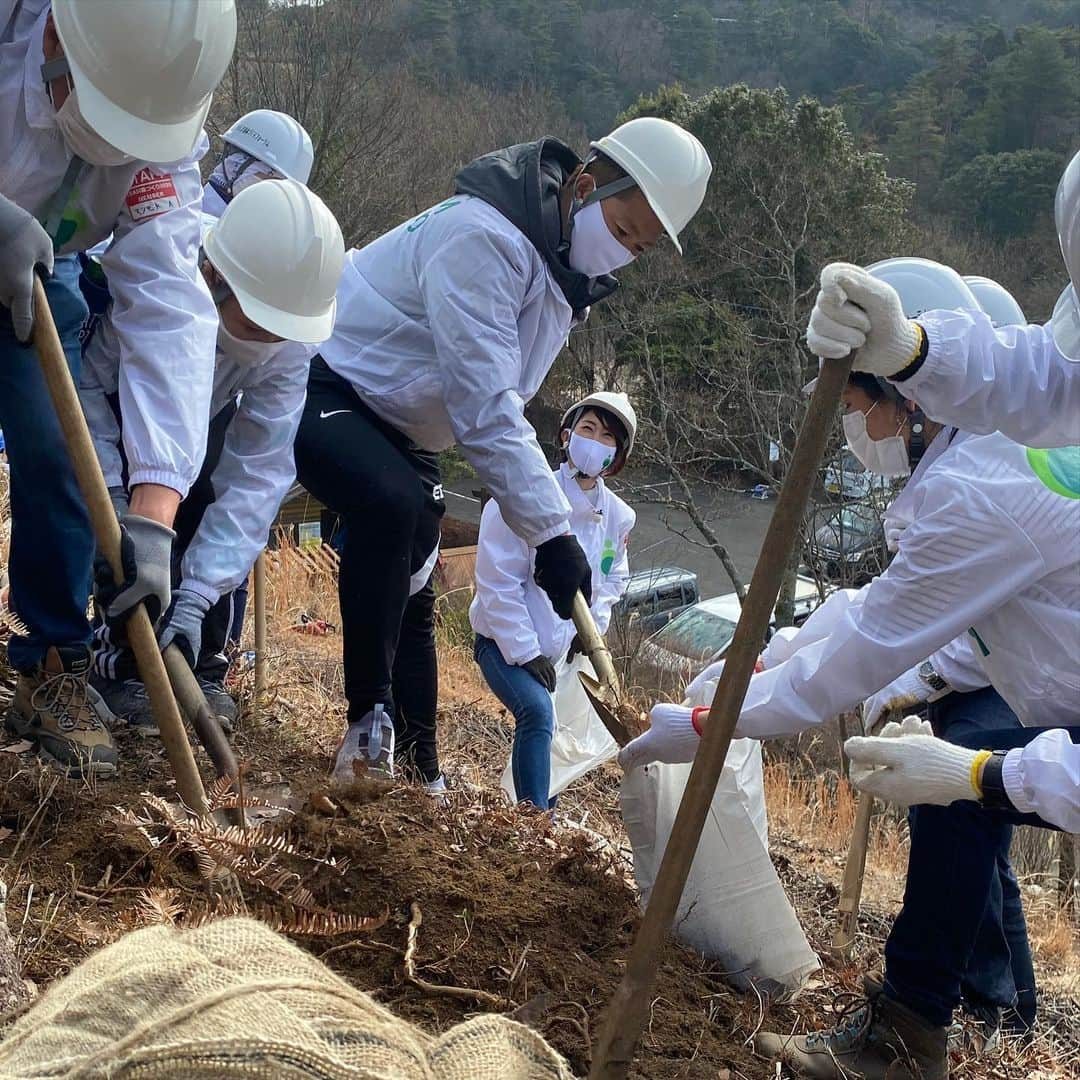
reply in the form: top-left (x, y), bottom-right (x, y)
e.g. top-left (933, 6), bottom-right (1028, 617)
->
top-left (0, 740), bottom-right (766, 1078)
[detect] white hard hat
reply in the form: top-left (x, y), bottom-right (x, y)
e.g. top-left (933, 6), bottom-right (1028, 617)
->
top-left (866, 257), bottom-right (981, 319)
top-left (1053, 149), bottom-right (1080, 359)
top-left (51, 0), bottom-right (237, 164)
top-left (223, 110), bottom-right (315, 184)
top-left (588, 117), bottom-right (712, 255)
top-left (963, 276), bottom-right (1027, 327)
top-left (203, 179), bottom-right (345, 343)
top-left (560, 391), bottom-right (638, 457)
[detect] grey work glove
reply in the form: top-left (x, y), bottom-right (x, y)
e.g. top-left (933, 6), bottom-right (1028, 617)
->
top-left (0, 193), bottom-right (54, 343)
top-left (93, 513), bottom-right (175, 627)
top-left (521, 655), bottom-right (557, 693)
top-left (158, 586), bottom-right (213, 668)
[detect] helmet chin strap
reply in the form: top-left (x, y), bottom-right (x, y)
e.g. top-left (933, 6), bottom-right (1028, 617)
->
top-left (907, 407), bottom-right (926, 470)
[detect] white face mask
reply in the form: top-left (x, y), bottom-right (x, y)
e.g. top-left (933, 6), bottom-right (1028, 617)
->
top-left (842, 403), bottom-right (911, 478)
top-left (566, 431), bottom-right (616, 478)
top-left (54, 88), bottom-right (135, 167)
top-left (217, 318), bottom-right (280, 366)
top-left (568, 200), bottom-right (635, 278)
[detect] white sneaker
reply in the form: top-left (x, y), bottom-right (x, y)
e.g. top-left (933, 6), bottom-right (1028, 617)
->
top-left (331, 705), bottom-right (395, 788)
top-left (423, 773), bottom-right (450, 808)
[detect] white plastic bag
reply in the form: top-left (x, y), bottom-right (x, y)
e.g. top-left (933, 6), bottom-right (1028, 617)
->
top-left (620, 743), bottom-right (819, 993)
top-left (500, 656), bottom-right (618, 802)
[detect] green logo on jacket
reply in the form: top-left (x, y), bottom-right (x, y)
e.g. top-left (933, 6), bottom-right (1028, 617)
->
top-left (600, 539), bottom-right (616, 576)
top-left (1026, 446), bottom-right (1080, 499)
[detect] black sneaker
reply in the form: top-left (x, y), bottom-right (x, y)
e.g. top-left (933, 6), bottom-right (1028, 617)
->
top-left (89, 673), bottom-right (157, 735)
top-left (197, 675), bottom-right (237, 734)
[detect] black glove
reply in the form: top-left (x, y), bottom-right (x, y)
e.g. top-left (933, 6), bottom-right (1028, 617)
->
top-left (566, 633), bottom-right (585, 664)
top-left (533, 534), bottom-right (592, 620)
top-left (521, 655), bottom-right (558, 693)
top-left (94, 514), bottom-right (175, 628)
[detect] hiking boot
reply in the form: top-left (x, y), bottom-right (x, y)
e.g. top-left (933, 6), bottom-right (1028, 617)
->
top-left (8, 647), bottom-right (118, 779)
top-left (197, 674), bottom-right (237, 735)
top-left (89, 673), bottom-right (157, 735)
top-left (755, 977), bottom-right (948, 1079)
top-left (331, 705), bottom-right (395, 787)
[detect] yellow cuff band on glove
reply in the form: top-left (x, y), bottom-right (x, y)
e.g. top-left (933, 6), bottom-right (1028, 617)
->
top-left (970, 749), bottom-right (993, 799)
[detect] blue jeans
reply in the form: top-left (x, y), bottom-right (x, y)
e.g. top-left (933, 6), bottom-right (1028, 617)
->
top-left (0, 257), bottom-right (93, 671)
top-left (884, 686), bottom-right (1035, 1030)
top-left (474, 634), bottom-right (555, 810)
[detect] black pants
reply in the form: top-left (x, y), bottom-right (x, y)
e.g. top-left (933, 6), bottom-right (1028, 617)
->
top-left (293, 358), bottom-right (444, 782)
top-left (93, 402), bottom-right (236, 684)
top-left (884, 714), bottom-right (1080, 1030)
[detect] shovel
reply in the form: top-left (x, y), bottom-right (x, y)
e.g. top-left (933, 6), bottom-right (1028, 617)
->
top-left (31, 278), bottom-right (236, 817)
top-left (588, 352), bottom-right (854, 1079)
top-left (571, 591), bottom-right (639, 747)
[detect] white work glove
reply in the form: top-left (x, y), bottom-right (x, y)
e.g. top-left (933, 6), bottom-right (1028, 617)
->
top-left (682, 656), bottom-right (766, 708)
top-left (94, 513), bottom-right (175, 626)
top-left (158, 586), bottom-right (213, 668)
top-left (0, 193), bottom-right (54, 343)
top-left (618, 703), bottom-right (706, 772)
top-left (845, 716), bottom-right (982, 808)
top-left (806, 262), bottom-right (924, 377)
top-left (862, 666), bottom-right (928, 733)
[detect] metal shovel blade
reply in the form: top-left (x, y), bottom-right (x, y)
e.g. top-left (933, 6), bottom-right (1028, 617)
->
top-left (578, 670), bottom-right (633, 748)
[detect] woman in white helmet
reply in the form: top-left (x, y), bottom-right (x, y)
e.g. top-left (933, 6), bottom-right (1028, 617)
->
top-left (469, 393), bottom-right (637, 810)
top-left (293, 116), bottom-right (710, 792)
top-left (81, 179), bottom-right (344, 732)
top-left (0, 0), bottom-right (235, 780)
top-left (627, 257), bottom-right (1078, 1079)
top-left (807, 149), bottom-right (1080, 449)
top-left (202, 108), bottom-right (315, 218)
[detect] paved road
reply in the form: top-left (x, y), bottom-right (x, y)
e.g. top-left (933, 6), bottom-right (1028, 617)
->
top-left (445, 476), bottom-right (775, 602)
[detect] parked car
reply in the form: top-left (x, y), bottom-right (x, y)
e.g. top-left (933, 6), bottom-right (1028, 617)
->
top-left (805, 501), bottom-right (889, 585)
top-left (822, 448), bottom-right (895, 502)
top-left (633, 575), bottom-right (829, 697)
top-left (612, 565), bottom-right (699, 639)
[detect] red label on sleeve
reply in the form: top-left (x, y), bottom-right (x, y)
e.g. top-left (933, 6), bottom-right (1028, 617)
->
top-left (125, 167), bottom-right (180, 222)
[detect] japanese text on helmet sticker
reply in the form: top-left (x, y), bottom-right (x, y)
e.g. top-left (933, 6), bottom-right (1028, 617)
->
top-left (125, 168), bottom-right (181, 223)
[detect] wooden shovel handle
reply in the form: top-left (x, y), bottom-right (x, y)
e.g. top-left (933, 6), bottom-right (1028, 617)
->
top-left (571, 590), bottom-right (620, 694)
top-left (31, 276), bottom-right (209, 817)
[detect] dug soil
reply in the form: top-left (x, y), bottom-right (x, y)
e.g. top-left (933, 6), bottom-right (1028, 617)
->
top-left (0, 715), bottom-right (778, 1079)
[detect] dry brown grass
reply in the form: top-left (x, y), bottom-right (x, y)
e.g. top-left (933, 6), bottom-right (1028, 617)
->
top-left (0, 532), bottom-right (1076, 1076)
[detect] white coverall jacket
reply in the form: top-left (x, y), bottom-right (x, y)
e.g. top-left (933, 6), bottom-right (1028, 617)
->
top-left (320, 195), bottom-right (578, 547)
top-left (470, 464), bottom-right (635, 666)
top-left (899, 309), bottom-right (1080, 449)
top-left (1, 1), bottom-right (218, 498)
top-left (731, 428), bottom-right (1079, 739)
top-left (81, 213), bottom-right (317, 606)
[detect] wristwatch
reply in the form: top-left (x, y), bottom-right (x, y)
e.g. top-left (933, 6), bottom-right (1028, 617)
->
top-left (916, 659), bottom-right (950, 700)
top-left (978, 750), bottom-right (1012, 812)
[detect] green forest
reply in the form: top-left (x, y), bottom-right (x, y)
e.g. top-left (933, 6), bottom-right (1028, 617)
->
top-left (400, 1), bottom-right (1078, 245)
top-left (226, 0), bottom-right (1078, 491)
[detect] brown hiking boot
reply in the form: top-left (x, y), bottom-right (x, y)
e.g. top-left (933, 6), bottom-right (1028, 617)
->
top-left (756, 978), bottom-right (948, 1079)
top-left (8, 647), bottom-right (118, 779)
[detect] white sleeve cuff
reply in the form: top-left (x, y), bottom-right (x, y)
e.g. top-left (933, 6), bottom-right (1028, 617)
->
top-left (127, 468), bottom-right (189, 498)
top-left (179, 577), bottom-right (222, 607)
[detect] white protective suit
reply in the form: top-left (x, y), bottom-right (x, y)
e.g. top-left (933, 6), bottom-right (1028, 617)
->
top-left (898, 309), bottom-right (1080, 449)
top-left (320, 195), bottom-right (578, 547)
top-left (1, 1), bottom-right (217, 498)
top-left (1001, 730), bottom-right (1079, 833)
top-left (731, 427), bottom-right (1079, 739)
top-left (81, 322), bottom-right (315, 608)
top-left (470, 463), bottom-right (635, 665)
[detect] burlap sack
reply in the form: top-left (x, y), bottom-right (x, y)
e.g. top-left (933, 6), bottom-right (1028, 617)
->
top-left (0, 917), bottom-right (575, 1079)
